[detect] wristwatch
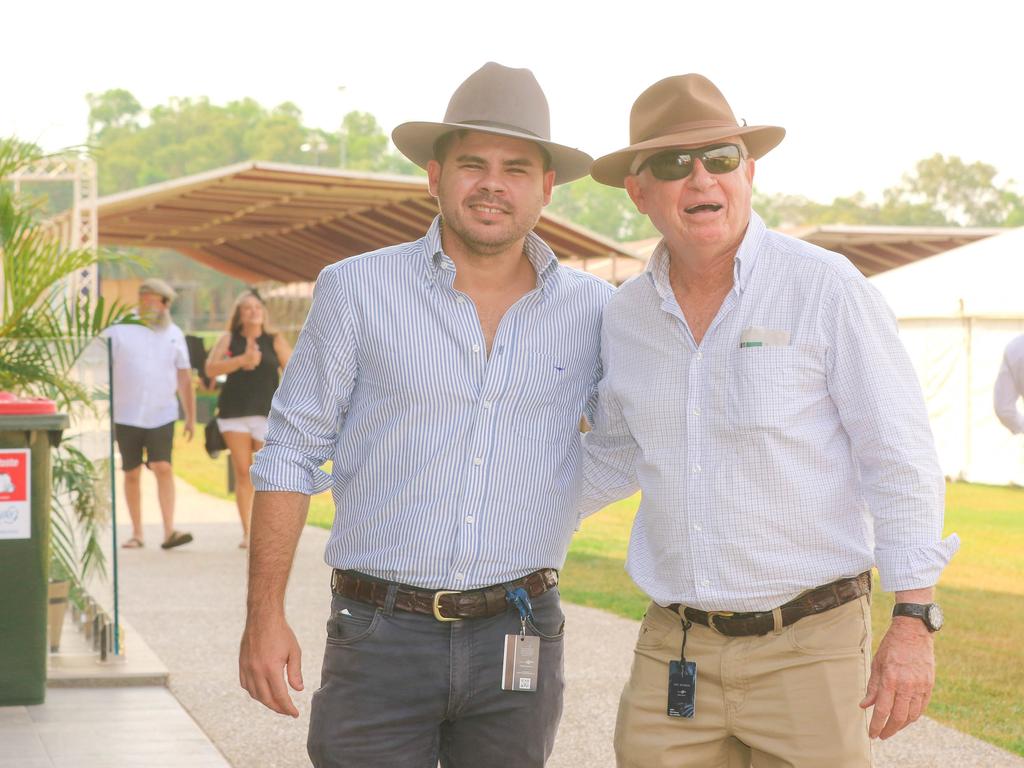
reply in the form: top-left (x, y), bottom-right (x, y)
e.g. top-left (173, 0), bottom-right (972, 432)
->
top-left (891, 602), bottom-right (944, 632)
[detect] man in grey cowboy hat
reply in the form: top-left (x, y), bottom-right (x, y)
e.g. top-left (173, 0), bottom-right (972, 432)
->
top-left (240, 62), bottom-right (611, 767)
top-left (578, 74), bottom-right (959, 766)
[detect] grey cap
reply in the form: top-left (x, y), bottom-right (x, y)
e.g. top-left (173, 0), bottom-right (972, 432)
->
top-left (138, 277), bottom-right (177, 302)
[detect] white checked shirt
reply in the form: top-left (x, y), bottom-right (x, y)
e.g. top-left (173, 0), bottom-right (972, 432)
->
top-left (994, 335), bottom-right (1024, 434)
top-left (252, 216), bottom-right (612, 590)
top-left (580, 213), bottom-right (959, 612)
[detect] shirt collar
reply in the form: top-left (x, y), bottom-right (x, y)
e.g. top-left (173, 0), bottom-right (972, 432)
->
top-left (645, 210), bottom-right (768, 299)
top-left (422, 215), bottom-right (560, 295)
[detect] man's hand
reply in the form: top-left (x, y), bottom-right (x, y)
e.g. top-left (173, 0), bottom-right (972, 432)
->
top-left (239, 612), bottom-right (304, 717)
top-left (859, 617), bottom-right (935, 738)
top-left (183, 417), bottom-right (195, 442)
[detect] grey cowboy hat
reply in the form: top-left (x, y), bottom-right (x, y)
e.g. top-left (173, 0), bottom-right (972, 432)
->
top-left (392, 62), bottom-right (592, 184)
top-left (138, 277), bottom-right (177, 302)
top-left (591, 74), bottom-right (786, 188)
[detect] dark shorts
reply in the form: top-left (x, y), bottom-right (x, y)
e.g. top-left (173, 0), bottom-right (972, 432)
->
top-left (307, 583), bottom-right (566, 768)
top-left (114, 422), bottom-right (175, 471)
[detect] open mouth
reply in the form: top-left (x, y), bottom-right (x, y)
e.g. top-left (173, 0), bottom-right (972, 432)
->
top-left (684, 203), bottom-right (722, 214)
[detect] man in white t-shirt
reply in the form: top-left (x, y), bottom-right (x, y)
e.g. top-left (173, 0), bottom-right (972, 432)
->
top-left (105, 278), bottom-right (196, 549)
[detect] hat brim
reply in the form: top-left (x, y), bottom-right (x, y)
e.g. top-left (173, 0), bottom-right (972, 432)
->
top-left (591, 124), bottom-right (785, 188)
top-left (392, 121), bottom-right (593, 185)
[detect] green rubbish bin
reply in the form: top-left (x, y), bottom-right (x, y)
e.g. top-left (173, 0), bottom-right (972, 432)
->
top-left (0, 393), bottom-right (68, 706)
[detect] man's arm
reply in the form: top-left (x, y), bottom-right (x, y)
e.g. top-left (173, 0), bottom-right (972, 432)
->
top-left (577, 327), bottom-right (641, 520)
top-left (825, 276), bottom-right (958, 739)
top-left (238, 491), bottom-right (309, 717)
top-left (993, 354), bottom-right (1024, 434)
top-left (176, 368), bottom-right (195, 441)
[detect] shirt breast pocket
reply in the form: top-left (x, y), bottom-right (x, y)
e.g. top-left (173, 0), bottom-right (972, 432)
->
top-left (726, 345), bottom-right (826, 432)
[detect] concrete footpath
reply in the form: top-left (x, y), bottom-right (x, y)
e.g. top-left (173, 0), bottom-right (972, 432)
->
top-left (6, 470), bottom-right (1022, 767)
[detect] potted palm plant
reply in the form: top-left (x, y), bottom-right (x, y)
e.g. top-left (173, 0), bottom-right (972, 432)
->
top-left (0, 138), bottom-right (134, 648)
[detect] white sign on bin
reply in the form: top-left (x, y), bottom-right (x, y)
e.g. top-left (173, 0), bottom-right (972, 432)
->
top-left (0, 449), bottom-right (31, 540)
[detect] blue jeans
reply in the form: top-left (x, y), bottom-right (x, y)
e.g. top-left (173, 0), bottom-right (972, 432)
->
top-left (307, 582), bottom-right (566, 767)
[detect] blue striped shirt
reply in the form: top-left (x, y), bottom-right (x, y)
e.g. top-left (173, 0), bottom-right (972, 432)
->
top-left (252, 216), bottom-right (613, 590)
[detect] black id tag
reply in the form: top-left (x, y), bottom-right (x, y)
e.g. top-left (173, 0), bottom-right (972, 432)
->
top-left (667, 660), bottom-right (697, 718)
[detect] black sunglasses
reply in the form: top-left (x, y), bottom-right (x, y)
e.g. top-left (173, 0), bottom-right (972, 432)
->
top-left (637, 143), bottom-right (743, 181)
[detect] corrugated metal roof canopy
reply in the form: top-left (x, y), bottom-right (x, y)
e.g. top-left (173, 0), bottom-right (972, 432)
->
top-left (88, 161), bottom-right (641, 283)
top-left (793, 224), bottom-right (1004, 276)
top-left (623, 224), bottom-right (1003, 280)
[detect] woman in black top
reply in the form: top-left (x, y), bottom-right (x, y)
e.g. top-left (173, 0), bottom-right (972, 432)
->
top-left (205, 291), bottom-right (292, 547)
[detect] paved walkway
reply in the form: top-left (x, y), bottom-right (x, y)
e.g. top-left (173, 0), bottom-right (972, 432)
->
top-left (5, 469), bottom-right (1021, 766)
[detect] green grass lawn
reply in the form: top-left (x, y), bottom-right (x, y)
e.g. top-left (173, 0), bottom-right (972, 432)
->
top-left (172, 426), bottom-right (1023, 754)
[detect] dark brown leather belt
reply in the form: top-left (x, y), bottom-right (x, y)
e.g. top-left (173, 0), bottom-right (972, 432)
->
top-left (331, 568), bottom-right (559, 622)
top-left (669, 572), bottom-right (871, 637)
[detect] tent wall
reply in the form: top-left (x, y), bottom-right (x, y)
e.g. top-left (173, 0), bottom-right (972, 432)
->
top-left (897, 317), bottom-right (1024, 486)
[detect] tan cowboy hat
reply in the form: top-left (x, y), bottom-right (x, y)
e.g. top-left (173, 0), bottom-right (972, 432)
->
top-left (591, 74), bottom-right (785, 188)
top-left (138, 277), bottom-right (177, 302)
top-left (392, 62), bottom-right (592, 185)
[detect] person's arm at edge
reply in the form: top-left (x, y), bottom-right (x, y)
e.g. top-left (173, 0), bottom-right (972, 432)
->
top-left (993, 354), bottom-right (1024, 434)
top-left (238, 491), bottom-right (309, 717)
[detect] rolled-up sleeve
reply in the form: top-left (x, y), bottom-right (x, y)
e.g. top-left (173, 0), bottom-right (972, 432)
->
top-left (251, 266), bottom-right (358, 495)
top-left (825, 276), bottom-right (959, 592)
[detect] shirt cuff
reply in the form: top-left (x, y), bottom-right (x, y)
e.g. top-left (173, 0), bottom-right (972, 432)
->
top-left (250, 444), bottom-right (333, 496)
top-left (875, 533), bottom-right (961, 592)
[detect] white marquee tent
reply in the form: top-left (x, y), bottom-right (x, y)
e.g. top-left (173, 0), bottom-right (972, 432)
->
top-left (870, 227), bottom-right (1024, 486)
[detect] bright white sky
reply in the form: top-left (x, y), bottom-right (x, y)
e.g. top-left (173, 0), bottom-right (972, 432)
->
top-left (6, 0), bottom-right (1021, 202)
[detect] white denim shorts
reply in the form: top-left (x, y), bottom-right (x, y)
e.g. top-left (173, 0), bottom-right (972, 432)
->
top-left (217, 415), bottom-right (269, 442)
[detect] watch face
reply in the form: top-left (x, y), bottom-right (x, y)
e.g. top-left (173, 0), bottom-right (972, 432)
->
top-left (926, 603), bottom-right (944, 631)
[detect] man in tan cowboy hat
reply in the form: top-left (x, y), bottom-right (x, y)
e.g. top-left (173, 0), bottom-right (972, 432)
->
top-left (578, 74), bottom-right (959, 766)
top-left (105, 277), bottom-right (195, 550)
top-left (240, 62), bottom-right (611, 766)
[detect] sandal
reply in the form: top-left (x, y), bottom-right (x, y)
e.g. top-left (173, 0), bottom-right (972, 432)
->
top-left (160, 530), bottom-right (193, 550)
top-left (122, 537), bottom-right (145, 549)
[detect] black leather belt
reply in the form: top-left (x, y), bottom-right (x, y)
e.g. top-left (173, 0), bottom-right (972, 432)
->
top-left (331, 568), bottom-right (559, 622)
top-left (669, 572), bottom-right (871, 637)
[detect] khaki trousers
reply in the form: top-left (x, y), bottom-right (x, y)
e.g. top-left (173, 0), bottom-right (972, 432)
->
top-left (614, 596), bottom-right (873, 768)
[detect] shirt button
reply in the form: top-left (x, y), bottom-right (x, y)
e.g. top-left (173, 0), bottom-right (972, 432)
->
top-left (482, 400), bottom-right (492, 409)
top-left (454, 572), bottom-right (465, 581)
top-left (695, 351), bottom-right (703, 361)
top-left (693, 464), bottom-right (701, 474)
top-left (465, 516), bottom-right (474, 524)
top-left (702, 578), bottom-right (710, 587)
top-left (456, 296), bottom-right (466, 304)
top-left (694, 524), bottom-right (702, 532)
top-left (692, 407), bottom-right (701, 416)
top-left (473, 457), bottom-right (483, 466)
top-left (472, 344), bottom-right (481, 353)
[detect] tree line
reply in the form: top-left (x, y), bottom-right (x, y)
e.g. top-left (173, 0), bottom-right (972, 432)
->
top-left (86, 88), bottom-right (1023, 240)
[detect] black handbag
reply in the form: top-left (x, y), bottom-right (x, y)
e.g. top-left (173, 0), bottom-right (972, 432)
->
top-left (204, 413), bottom-right (227, 458)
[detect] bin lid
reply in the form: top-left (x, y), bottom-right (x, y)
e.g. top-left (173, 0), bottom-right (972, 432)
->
top-left (0, 392), bottom-right (58, 415)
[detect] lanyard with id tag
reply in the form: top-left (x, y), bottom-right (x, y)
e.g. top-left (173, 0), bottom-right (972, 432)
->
top-left (501, 588), bottom-right (540, 692)
top-left (668, 618), bottom-right (697, 718)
